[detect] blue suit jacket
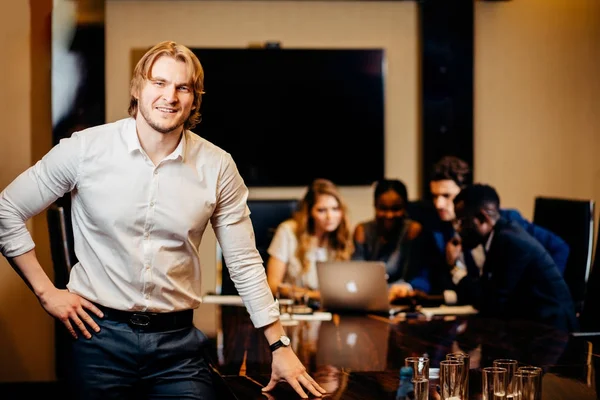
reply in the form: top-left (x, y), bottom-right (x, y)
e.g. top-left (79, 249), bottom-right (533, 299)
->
top-left (455, 218), bottom-right (578, 332)
top-left (499, 209), bottom-right (570, 274)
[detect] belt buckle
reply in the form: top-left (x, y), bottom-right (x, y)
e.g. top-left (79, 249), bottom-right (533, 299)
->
top-left (130, 313), bottom-right (151, 327)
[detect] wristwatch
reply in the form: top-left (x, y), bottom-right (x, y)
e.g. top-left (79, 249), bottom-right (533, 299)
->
top-left (269, 335), bottom-right (291, 352)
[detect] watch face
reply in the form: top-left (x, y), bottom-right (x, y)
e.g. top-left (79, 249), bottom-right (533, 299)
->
top-left (281, 336), bottom-right (291, 346)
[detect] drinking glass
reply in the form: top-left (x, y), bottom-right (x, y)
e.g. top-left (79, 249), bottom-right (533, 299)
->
top-left (413, 377), bottom-right (430, 400)
top-left (493, 359), bottom-right (518, 398)
top-left (482, 367), bottom-right (507, 400)
top-left (440, 360), bottom-right (464, 400)
top-left (515, 366), bottom-right (542, 400)
top-left (405, 356), bottom-right (430, 380)
top-left (447, 352), bottom-right (470, 400)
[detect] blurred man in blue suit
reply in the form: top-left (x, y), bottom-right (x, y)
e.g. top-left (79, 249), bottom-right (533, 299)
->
top-left (451, 184), bottom-right (577, 332)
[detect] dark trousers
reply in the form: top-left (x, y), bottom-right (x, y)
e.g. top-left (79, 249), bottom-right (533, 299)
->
top-left (67, 314), bottom-right (216, 400)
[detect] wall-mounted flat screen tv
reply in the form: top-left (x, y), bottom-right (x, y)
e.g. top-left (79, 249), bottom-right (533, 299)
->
top-left (190, 47), bottom-right (385, 187)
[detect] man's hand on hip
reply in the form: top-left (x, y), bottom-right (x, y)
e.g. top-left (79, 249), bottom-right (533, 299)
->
top-left (38, 288), bottom-right (104, 339)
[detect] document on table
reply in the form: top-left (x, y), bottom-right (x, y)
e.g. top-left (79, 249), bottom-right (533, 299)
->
top-left (280, 312), bottom-right (333, 321)
top-left (419, 305), bottom-right (479, 317)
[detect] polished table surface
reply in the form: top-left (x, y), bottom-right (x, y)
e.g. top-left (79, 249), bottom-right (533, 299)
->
top-left (193, 302), bottom-right (598, 399)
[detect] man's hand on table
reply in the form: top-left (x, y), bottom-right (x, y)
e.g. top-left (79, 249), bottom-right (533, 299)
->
top-left (262, 346), bottom-right (326, 398)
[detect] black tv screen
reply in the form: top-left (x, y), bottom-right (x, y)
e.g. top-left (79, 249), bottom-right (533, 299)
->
top-left (191, 48), bottom-right (385, 187)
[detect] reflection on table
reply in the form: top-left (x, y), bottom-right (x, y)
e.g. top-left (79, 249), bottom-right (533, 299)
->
top-left (194, 303), bottom-right (598, 399)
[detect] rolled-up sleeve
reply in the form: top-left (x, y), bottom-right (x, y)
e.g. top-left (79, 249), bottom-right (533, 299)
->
top-left (213, 217), bottom-right (280, 327)
top-left (0, 133), bottom-right (83, 257)
top-left (211, 153), bottom-right (279, 328)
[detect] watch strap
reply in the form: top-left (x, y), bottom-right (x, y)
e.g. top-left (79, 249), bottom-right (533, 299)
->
top-left (269, 339), bottom-right (285, 352)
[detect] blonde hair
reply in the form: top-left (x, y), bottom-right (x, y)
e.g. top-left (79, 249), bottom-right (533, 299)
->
top-left (128, 41), bottom-right (205, 130)
top-left (293, 178), bottom-right (354, 274)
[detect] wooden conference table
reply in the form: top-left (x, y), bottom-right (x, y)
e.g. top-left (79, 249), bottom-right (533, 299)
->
top-left (194, 300), bottom-right (598, 399)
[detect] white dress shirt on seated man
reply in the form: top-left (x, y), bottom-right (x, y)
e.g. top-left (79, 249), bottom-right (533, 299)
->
top-left (0, 117), bottom-right (279, 327)
top-left (444, 232), bottom-right (493, 305)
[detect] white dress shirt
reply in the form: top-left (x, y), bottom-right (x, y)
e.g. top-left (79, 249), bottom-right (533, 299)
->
top-left (267, 219), bottom-right (327, 290)
top-left (0, 118), bottom-right (279, 328)
top-left (445, 230), bottom-right (496, 304)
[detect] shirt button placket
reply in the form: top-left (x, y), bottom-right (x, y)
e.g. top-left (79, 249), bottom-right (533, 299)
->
top-left (143, 168), bottom-right (158, 306)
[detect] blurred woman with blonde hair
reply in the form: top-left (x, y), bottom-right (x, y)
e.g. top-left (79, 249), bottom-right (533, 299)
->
top-left (267, 178), bottom-right (353, 301)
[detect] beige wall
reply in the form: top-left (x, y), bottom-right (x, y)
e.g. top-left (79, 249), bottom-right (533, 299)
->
top-left (0, 1), bottom-right (54, 382)
top-left (474, 0), bottom-right (600, 228)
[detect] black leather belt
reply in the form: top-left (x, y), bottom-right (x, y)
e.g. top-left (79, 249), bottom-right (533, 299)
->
top-left (95, 303), bottom-right (194, 332)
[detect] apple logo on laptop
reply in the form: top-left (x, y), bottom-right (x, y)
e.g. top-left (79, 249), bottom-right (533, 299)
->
top-left (346, 280), bottom-right (358, 293)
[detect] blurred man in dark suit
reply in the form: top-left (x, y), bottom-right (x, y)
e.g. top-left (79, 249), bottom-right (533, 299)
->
top-left (451, 184), bottom-right (578, 333)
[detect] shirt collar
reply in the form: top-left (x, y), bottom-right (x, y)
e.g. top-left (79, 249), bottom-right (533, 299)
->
top-left (122, 117), bottom-right (187, 162)
top-left (165, 131), bottom-right (186, 162)
top-left (123, 117), bottom-right (143, 153)
top-left (484, 229), bottom-right (495, 253)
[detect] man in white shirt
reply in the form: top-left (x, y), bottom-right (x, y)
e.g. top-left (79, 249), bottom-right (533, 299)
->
top-left (0, 41), bottom-right (324, 399)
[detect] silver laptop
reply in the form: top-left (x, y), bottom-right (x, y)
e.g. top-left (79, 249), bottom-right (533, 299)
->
top-left (316, 260), bottom-right (409, 315)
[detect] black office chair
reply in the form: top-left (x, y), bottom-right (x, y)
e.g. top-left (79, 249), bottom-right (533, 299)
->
top-left (533, 196), bottom-right (595, 316)
top-left (579, 211), bottom-right (600, 333)
top-left (47, 202), bottom-right (77, 289)
top-left (46, 199), bottom-right (78, 383)
top-left (218, 199), bottom-right (299, 295)
top-left (577, 223), bottom-right (600, 394)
